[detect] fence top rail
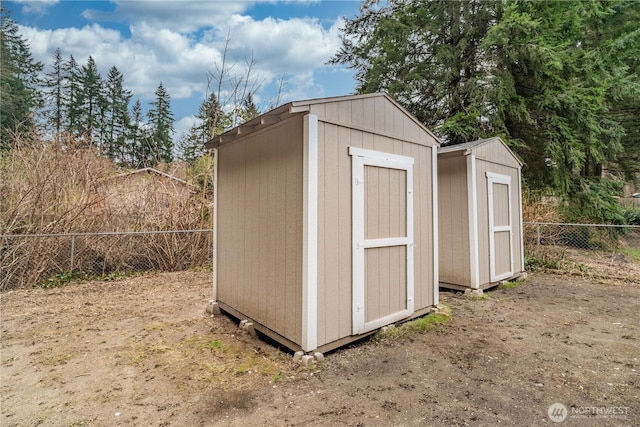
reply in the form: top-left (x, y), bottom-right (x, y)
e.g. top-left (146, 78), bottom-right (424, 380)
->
top-left (1, 229), bottom-right (214, 238)
top-left (524, 222), bottom-right (640, 229)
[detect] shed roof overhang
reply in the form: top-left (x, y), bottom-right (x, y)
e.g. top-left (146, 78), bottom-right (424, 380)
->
top-left (438, 137), bottom-right (523, 167)
top-left (204, 101), bottom-right (311, 149)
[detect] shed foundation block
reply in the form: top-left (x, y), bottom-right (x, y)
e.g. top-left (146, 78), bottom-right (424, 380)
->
top-left (464, 288), bottom-right (484, 297)
top-left (239, 320), bottom-right (257, 336)
top-left (205, 301), bottom-right (221, 315)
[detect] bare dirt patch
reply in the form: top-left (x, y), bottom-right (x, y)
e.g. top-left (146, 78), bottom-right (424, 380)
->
top-left (1, 271), bottom-right (638, 426)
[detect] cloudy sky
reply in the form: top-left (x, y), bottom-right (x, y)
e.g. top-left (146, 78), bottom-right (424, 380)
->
top-left (5, 0), bottom-right (361, 138)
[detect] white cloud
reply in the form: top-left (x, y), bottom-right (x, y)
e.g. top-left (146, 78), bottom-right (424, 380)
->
top-left (82, 1), bottom-right (254, 33)
top-left (12, 0), bottom-right (59, 15)
top-left (16, 1), bottom-right (354, 134)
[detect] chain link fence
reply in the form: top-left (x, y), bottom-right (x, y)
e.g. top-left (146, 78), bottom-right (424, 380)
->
top-left (3, 224), bottom-right (639, 290)
top-left (1, 230), bottom-right (213, 290)
top-left (524, 222), bottom-right (640, 283)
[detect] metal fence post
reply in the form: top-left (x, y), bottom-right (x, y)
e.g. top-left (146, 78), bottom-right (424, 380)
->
top-left (535, 223), bottom-right (541, 258)
top-left (70, 235), bottom-right (76, 272)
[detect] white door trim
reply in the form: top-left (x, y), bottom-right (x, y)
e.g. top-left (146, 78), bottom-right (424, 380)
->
top-left (486, 172), bottom-right (514, 282)
top-left (350, 147), bottom-right (414, 335)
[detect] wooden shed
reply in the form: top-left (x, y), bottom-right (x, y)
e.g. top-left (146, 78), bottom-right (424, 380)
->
top-left (205, 93), bottom-right (440, 353)
top-left (438, 137), bottom-right (525, 291)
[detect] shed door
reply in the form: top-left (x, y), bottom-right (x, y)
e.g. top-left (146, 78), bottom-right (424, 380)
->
top-left (350, 147), bottom-right (414, 335)
top-left (487, 172), bottom-right (514, 282)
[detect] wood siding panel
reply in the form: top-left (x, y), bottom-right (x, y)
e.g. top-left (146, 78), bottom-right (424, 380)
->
top-left (365, 166), bottom-right (406, 239)
top-left (316, 120), bottom-right (435, 347)
top-left (476, 160), bottom-right (523, 285)
top-left (475, 143), bottom-right (521, 169)
top-left (364, 246), bottom-right (407, 322)
top-left (437, 156), bottom-right (471, 286)
top-left (309, 96), bottom-right (438, 148)
top-left (217, 118), bottom-right (303, 343)
top-left (412, 143), bottom-right (434, 308)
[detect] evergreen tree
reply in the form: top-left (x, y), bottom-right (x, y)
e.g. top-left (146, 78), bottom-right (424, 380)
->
top-left (0, 6), bottom-right (44, 146)
top-left (126, 99), bottom-right (153, 168)
top-left (103, 66), bottom-right (132, 161)
top-left (77, 56), bottom-right (104, 144)
top-left (178, 91), bottom-right (231, 163)
top-left (484, 0), bottom-right (636, 191)
top-left (63, 55), bottom-right (82, 137)
top-left (147, 82), bottom-right (174, 164)
top-left (43, 48), bottom-right (65, 143)
top-left (331, 0), bottom-right (500, 144)
top-left (239, 93), bottom-right (260, 124)
top-left (333, 0), bottom-right (640, 201)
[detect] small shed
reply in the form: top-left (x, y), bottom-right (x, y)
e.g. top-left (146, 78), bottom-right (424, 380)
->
top-left (438, 137), bottom-right (525, 291)
top-left (205, 93), bottom-right (440, 353)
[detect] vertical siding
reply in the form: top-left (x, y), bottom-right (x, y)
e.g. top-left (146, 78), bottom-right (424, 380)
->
top-left (437, 156), bottom-right (471, 286)
top-left (365, 246), bottom-right (407, 322)
top-left (309, 96), bottom-right (437, 147)
top-left (476, 159), bottom-right (523, 285)
top-left (217, 118), bottom-right (303, 343)
top-left (316, 116), bottom-right (435, 347)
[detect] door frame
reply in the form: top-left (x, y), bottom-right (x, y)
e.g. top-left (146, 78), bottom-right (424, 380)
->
top-left (486, 172), bottom-right (514, 282)
top-left (349, 147), bottom-right (414, 335)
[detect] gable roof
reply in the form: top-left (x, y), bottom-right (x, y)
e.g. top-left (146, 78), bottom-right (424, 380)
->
top-left (438, 137), bottom-right (522, 167)
top-left (205, 93), bottom-right (440, 148)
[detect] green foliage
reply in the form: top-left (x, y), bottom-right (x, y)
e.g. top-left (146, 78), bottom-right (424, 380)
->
top-left (331, 0), bottom-right (499, 144)
top-left (147, 82), bottom-right (175, 164)
top-left (333, 0), bottom-right (640, 208)
top-left (524, 255), bottom-right (562, 272)
top-left (375, 306), bottom-right (452, 339)
top-left (178, 92), bottom-right (230, 164)
top-left (563, 178), bottom-right (625, 224)
top-left (0, 6), bottom-right (43, 145)
top-left (37, 270), bottom-right (88, 289)
top-left (499, 281), bottom-right (521, 290)
top-left (622, 206), bottom-right (640, 225)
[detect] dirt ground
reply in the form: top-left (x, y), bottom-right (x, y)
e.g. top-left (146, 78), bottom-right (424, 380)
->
top-left (1, 270), bottom-right (638, 426)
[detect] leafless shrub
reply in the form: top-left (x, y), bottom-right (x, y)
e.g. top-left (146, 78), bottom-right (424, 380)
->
top-left (1, 135), bottom-right (211, 289)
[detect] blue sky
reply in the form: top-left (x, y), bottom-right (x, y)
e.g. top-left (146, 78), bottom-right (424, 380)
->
top-left (5, 0), bottom-right (361, 138)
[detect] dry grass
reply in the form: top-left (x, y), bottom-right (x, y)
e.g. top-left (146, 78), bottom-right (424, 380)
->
top-left (0, 136), bottom-right (212, 289)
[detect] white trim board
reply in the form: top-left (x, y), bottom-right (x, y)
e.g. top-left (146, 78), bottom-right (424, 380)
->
top-left (350, 147), bottom-right (414, 335)
top-left (486, 172), bottom-right (514, 282)
top-left (302, 114), bottom-right (318, 351)
top-left (432, 145), bottom-right (439, 304)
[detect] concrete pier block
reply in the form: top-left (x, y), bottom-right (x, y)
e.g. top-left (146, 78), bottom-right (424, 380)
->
top-left (205, 301), bottom-right (221, 315)
top-left (464, 288), bottom-right (484, 297)
top-left (301, 355), bottom-right (315, 366)
top-left (239, 320), bottom-right (256, 336)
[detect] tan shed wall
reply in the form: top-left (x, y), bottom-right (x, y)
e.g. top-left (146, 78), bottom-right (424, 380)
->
top-left (475, 159), bottom-right (524, 286)
top-left (437, 156), bottom-right (471, 286)
top-left (216, 117), bottom-right (304, 344)
top-left (315, 120), bottom-right (436, 348)
top-left (308, 96), bottom-right (434, 146)
top-left (474, 143), bottom-right (521, 169)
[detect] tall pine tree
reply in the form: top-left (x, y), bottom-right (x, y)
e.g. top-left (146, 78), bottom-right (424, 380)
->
top-left (331, 0), bottom-right (500, 144)
top-left (147, 82), bottom-right (174, 164)
top-left (0, 6), bottom-right (43, 146)
top-left (103, 66), bottom-right (132, 162)
top-left (43, 48), bottom-right (65, 143)
top-left (77, 56), bottom-right (104, 145)
top-left (178, 91), bottom-right (231, 163)
top-left (63, 55), bottom-right (83, 138)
